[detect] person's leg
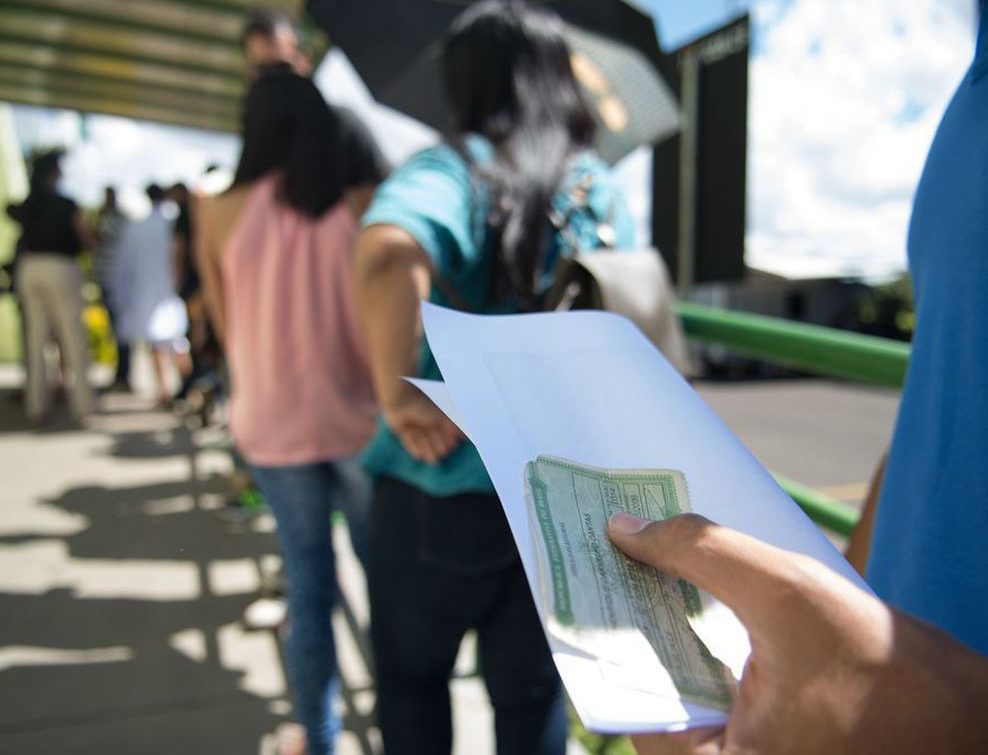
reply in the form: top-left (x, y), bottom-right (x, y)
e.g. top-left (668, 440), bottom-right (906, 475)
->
top-left (151, 346), bottom-right (171, 403)
top-left (331, 457), bottom-right (372, 574)
top-left (479, 564), bottom-right (567, 755)
top-left (115, 337), bottom-right (131, 387)
top-left (17, 258), bottom-right (52, 422)
top-left (174, 340), bottom-right (193, 381)
top-left (103, 299), bottom-right (130, 387)
top-left (369, 476), bottom-right (492, 755)
top-left (251, 462), bottom-right (341, 755)
top-left (48, 259), bottom-right (94, 419)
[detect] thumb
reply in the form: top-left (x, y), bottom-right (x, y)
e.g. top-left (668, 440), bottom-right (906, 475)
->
top-left (608, 512), bottom-right (799, 634)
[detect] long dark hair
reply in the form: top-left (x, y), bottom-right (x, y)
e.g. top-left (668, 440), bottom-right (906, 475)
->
top-left (443, 0), bottom-right (596, 308)
top-left (233, 65), bottom-right (346, 218)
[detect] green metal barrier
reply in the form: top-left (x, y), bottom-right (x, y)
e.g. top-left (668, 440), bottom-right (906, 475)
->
top-left (676, 302), bottom-right (908, 534)
top-left (676, 301), bottom-right (910, 388)
top-left (773, 475), bottom-right (859, 537)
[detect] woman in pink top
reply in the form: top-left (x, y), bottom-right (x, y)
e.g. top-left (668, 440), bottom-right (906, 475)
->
top-left (196, 67), bottom-right (381, 755)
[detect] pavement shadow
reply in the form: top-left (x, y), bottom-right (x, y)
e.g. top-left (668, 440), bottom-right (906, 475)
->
top-left (0, 468), bottom-right (284, 754)
top-left (0, 397), bottom-right (382, 754)
top-left (100, 429), bottom-right (197, 461)
top-left (0, 590), bottom-right (280, 753)
top-left (8, 477), bottom-right (273, 561)
top-left (0, 390), bottom-right (81, 435)
top-left (0, 375), bottom-right (296, 754)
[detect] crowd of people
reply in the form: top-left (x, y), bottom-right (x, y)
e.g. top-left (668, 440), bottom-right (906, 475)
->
top-left (6, 162), bottom-right (215, 422)
top-left (4, 1), bottom-right (988, 754)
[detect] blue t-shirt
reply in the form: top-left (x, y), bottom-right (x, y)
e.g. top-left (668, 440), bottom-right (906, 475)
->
top-left (360, 137), bottom-right (635, 496)
top-left (867, 11), bottom-right (988, 656)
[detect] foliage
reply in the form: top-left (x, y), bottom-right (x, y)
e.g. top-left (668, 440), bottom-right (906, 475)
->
top-left (84, 302), bottom-right (116, 366)
top-left (570, 715), bottom-right (637, 755)
top-left (855, 274), bottom-right (914, 342)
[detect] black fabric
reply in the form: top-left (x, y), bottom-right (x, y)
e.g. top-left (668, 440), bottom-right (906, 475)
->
top-left (173, 203), bottom-right (200, 299)
top-left (333, 105), bottom-right (391, 188)
top-left (103, 298), bottom-right (131, 385)
top-left (368, 475), bottom-right (567, 755)
top-left (174, 203), bottom-right (192, 246)
top-left (8, 193), bottom-right (81, 258)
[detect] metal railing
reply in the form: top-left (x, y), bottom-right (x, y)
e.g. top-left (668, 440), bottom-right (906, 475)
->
top-left (676, 302), bottom-right (910, 536)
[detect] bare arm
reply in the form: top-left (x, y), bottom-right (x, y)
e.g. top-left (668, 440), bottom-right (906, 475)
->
top-left (354, 224), bottom-right (461, 463)
top-left (192, 194), bottom-right (227, 347)
top-left (845, 454), bottom-right (886, 576)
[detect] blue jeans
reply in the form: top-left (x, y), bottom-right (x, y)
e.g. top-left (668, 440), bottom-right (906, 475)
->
top-left (369, 476), bottom-right (567, 755)
top-left (251, 459), bottom-right (372, 755)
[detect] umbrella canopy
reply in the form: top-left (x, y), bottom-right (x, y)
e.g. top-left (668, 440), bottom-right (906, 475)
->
top-left (306, 0), bottom-right (679, 163)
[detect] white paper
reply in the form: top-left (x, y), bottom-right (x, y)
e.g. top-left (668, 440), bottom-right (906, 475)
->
top-left (415, 303), bottom-right (869, 734)
top-left (405, 377), bottom-right (467, 431)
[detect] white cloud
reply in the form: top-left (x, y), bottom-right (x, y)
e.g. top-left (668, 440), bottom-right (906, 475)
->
top-left (746, 0), bottom-right (977, 279)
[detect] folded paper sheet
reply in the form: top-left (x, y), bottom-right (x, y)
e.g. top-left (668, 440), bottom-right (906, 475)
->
top-left (413, 303), bottom-right (868, 733)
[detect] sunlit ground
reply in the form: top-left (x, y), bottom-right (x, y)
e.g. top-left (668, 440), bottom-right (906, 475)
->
top-left (0, 359), bottom-right (502, 754)
top-left (0, 352), bottom-right (898, 753)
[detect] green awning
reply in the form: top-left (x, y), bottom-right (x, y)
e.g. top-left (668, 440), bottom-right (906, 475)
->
top-left (0, 0), bottom-right (327, 133)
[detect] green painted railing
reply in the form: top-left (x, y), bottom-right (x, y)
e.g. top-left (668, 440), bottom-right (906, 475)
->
top-left (676, 302), bottom-right (910, 536)
top-left (772, 475), bottom-right (859, 536)
top-left (677, 301), bottom-right (910, 388)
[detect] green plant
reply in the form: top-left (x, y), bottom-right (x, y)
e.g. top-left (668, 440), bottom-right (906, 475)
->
top-left (570, 713), bottom-right (637, 755)
top-left (856, 274), bottom-right (914, 342)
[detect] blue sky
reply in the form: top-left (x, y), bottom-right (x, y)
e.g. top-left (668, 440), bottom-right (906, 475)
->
top-left (641, 0), bottom-right (754, 49)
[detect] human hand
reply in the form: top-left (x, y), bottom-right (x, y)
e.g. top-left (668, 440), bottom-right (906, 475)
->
top-left (383, 384), bottom-right (463, 465)
top-left (607, 512), bottom-right (988, 755)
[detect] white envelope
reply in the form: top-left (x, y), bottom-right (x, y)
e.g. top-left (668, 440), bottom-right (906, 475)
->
top-left (412, 303), bottom-right (868, 733)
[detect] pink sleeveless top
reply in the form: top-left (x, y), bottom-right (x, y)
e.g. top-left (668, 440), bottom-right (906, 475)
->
top-left (223, 177), bottom-right (377, 466)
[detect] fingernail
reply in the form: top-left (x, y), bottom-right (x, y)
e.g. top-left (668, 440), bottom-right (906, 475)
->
top-left (608, 512), bottom-right (650, 535)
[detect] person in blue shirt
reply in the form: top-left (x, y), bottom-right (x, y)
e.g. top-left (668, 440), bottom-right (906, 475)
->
top-left (354, 2), bottom-right (634, 753)
top-left (846, 3), bottom-right (988, 658)
top-left (626, 5), bottom-right (988, 755)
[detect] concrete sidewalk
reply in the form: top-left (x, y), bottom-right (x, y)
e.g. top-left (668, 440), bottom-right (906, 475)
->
top-left (0, 387), bottom-right (504, 754)
top-left (0, 371), bottom-right (899, 754)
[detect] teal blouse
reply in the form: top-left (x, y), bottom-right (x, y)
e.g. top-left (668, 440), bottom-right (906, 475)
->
top-left (360, 136), bottom-right (635, 496)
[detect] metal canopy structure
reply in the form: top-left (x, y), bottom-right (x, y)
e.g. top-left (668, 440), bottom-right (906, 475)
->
top-left (0, 0), bottom-right (327, 133)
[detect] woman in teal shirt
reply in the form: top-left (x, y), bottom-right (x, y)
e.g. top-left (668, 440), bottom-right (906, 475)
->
top-left (355, 3), bottom-right (634, 752)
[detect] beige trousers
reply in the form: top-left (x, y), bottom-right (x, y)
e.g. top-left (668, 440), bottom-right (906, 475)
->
top-left (18, 253), bottom-right (95, 421)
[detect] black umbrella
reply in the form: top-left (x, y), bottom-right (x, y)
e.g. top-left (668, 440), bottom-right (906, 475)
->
top-left (306, 0), bottom-right (679, 163)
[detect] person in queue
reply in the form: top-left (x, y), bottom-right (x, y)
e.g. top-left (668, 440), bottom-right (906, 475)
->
top-left (8, 149), bottom-right (96, 425)
top-left (93, 186), bottom-right (129, 388)
top-left (354, 2), bottom-right (635, 753)
top-left (196, 67), bottom-right (377, 755)
top-left (241, 7), bottom-right (311, 79)
top-left (112, 183), bottom-right (191, 405)
top-left (843, 1), bottom-right (988, 659)
top-left (624, 3), bottom-right (988, 753)
top-left (238, 8), bottom-right (388, 206)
